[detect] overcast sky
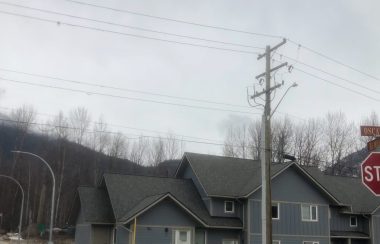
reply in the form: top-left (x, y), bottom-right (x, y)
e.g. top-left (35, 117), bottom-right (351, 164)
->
top-left (0, 0), bottom-right (379, 155)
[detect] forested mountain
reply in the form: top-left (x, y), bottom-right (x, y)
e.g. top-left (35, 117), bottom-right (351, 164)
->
top-left (0, 122), bottom-right (170, 231)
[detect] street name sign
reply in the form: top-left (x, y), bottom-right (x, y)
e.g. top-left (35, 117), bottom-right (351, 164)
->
top-left (361, 152), bottom-right (380, 196)
top-left (361, 126), bottom-right (380, 137)
top-left (368, 138), bottom-right (380, 152)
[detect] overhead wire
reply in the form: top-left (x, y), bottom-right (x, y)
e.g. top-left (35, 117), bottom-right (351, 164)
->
top-left (0, 1), bottom-right (264, 51)
top-left (0, 67), bottom-right (253, 109)
top-left (0, 77), bottom-right (261, 115)
top-left (0, 10), bottom-right (260, 55)
top-left (66, 0), bottom-right (380, 82)
top-left (65, 0), bottom-right (283, 39)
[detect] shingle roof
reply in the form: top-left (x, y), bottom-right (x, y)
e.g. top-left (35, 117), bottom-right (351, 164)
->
top-left (183, 152), bottom-right (292, 197)
top-left (78, 187), bottom-right (114, 224)
top-left (302, 166), bottom-right (380, 213)
top-left (103, 174), bottom-right (242, 228)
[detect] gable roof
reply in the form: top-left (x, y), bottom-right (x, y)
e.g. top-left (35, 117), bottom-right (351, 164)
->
top-left (103, 173), bottom-right (242, 228)
top-left (177, 152), bottom-right (293, 197)
top-left (302, 166), bottom-right (380, 214)
top-left (77, 187), bottom-right (115, 224)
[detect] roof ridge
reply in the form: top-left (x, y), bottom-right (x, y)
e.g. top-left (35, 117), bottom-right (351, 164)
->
top-left (103, 172), bottom-right (193, 182)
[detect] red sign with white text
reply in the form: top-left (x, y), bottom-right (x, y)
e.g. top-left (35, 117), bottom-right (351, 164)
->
top-left (361, 152), bottom-right (380, 196)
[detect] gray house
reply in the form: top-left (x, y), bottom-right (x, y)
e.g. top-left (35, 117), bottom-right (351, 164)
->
top-left (73, 152), bottom-right (380, 244)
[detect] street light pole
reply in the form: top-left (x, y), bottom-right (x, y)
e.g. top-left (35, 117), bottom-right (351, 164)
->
top-left (0, 174), bottom-right (24, 243)
top-left (12, 151), bottom-right (55, 244)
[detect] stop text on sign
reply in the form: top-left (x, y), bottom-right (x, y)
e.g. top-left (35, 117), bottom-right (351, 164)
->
top-left (363, 165), bottom-right (380, 182)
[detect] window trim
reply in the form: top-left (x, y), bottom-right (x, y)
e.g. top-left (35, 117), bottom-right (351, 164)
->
top-left (222, 239), bottom-right (239, 244)
top-left (301, 204), bottom-right (318, 222)
top-left (350, 216), bottom-right (358, 227)
top-left (273, 240), bottom-right (281, 244)
top-left (272, 202), bottom-right (280, 220)
top-left (224, 201), bottom-right (235, 214)
top-left (303, 241), bottom-right (319, 244)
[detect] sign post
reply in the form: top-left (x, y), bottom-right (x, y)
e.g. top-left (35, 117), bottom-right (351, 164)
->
top-left (361, 152), bottom-right (380, 196)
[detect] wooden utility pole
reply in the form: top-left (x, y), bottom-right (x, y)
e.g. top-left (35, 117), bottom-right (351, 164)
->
top-left (252, 38), bottom-right (287, 244)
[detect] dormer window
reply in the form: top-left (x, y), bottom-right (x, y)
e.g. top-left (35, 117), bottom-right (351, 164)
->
top-left (350, 216), bottom-right (357, 227)
top-left (224, 201), bottom-right (235, 213)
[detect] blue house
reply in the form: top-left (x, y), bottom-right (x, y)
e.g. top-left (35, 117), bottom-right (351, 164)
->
top-left (73, 152), bottom-right (380, 244)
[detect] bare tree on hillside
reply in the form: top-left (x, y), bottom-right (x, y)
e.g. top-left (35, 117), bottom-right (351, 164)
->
top-left (69, 107), bottom-right (91, 145)
top-left (129, 137), bottom-right (149, 165)
top-left (324, 111), bottom-right (357, 173)
top-left (293, 119), bottom-right (323, 166)
top-left (109, 132), bottom-right (127, 159)
top-left (91, 116), bottom-right (110, 154)
top-left (223, 123), bottom-right (251, 159)
top-left (272, 117), bottom-right (293, 163)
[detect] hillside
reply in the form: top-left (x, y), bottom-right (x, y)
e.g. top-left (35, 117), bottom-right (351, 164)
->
top-left (0, 123), bottom-right (172, 231)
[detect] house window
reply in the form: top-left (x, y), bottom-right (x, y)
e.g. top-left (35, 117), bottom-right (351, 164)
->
top-left (350, 216), bottom-right (358, 227)
top-left (303, 241), bottom-right (319, 244)
top-left (273, 240), bottom-right (281, 244)
top-left (179, 231), bottom-right (188, 242)
top-left (224, 201), bottom-right (235, 213)
top-left (222, 239), bottom-right (239, 244)
top-left (272, 202), bottom-right (280, 220)
top-left (301, 204), bottom-right (318, 221)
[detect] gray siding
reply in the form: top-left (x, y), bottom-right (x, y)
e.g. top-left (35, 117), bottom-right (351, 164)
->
top-left (330, 207), bottom-right (369, 234)
top-left (116, 226), bottom-right (130, 244)
top-left (75, 224), bottom-right (92, 244)
top-left (76, 210), bottom-right (84, 224)
top-left (137, 199), bottom-right (199, 226)
top-left (251, 234), bottom-right (329, 244)
top-left (210, 198), bottom-right (243, 219)
top-left (250, 200), bottom-right (329, 236)
top-left (206, 229), bottom-right (242, 244)
top-left (250, 167), bottom-right (330, 204)
top-left (248, 167), bottom-right (330, 238)
top-left (373, 216), bottom-right (380, 244)
top-left (136, 226), bottom-right (173, 244)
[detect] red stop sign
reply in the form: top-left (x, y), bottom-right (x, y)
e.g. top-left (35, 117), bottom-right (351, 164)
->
top-left (361, 152), bottom-right (380, 196)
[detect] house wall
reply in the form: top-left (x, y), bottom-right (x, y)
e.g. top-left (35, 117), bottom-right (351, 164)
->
top-left (372, 207), bottom-right (380, 244)
top-left (137, 199), bottom-right (199, 226)
top-left (210, 198), bottom-right (243, 219)
top-left (92, 225), bottom-right (113, 244)
top-left (75, 224), bottom-right (92, 244)
top-left (126, 198), bottom-right (203, 244)
top-left (330, 207), bottom-right (369, 234)
top-left (116, 225), bottom-right (130, 244)
top-left (248, 166), bottom-right (330, 244)
top-left (251, 235), bottom-right (330, 244)
top-left (206, 229), bottom-right (242, 244)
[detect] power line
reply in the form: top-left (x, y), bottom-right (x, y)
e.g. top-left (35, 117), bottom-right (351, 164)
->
top-left (278, 55), bottom-right (380, 96)
top-left (0, 10), bottom-right (260, 55)
top-left (0, 77), bottom-right (260, 115)
top-left (0, 1), bottom-right (264, 51)
top-left (287, 39), bottom-right (380, 82)
top-left (66, 0), bottom-right (283, 40)
top-left (66, 0), bottom-right (380, 82)
top-left (0, 67), bottom-right (252, 109)
top-left (293, 67), bottom-right (380, 103)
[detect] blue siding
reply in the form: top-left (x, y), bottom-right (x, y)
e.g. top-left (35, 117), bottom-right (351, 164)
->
top-left (250, 200), bottom-right (329, 236)
top-left (136, 226), bottom-right (173, 244)
top-left (137, 198), bottom-right (199, 226)
top-left (207, 229), bottom-right (242, 244)
top-left (210, 198), bottom-right (243, 219)
top-left (116, 226), bottom-right (130, 244)
top-left (330, 207), bottom-right (369, 234)
top-left (251, 235), bottom-right (329, 244)
top-left (373, 216), bottom-right (380, 244)
top-left (250, 167), bottom-right (330, 204)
